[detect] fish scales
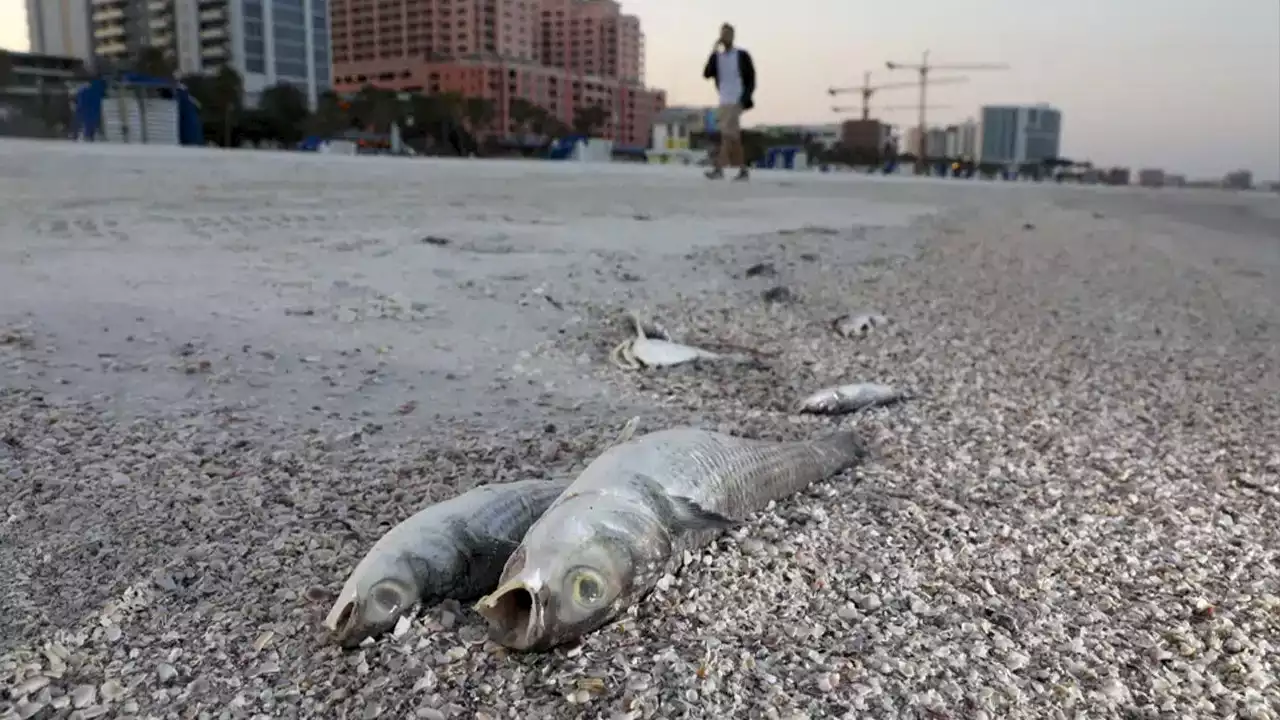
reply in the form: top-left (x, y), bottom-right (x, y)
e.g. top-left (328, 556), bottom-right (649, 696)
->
top-left (609, 430), bottom-right (860, 527)
top-left (428, 480), bottom-right (571, 597)
top-left (651, 431), bottom-right (855, 551)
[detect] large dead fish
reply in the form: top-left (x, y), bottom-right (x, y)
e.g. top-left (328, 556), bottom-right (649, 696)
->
top-left (608, 311), bottom-right (724, 370)
top-left (324, 417), bottom-right (642, 648)
top-left (323, 479), bottom-right (569, 648)
top-left (796, 382), bottom-right (908, 415)
top-left (474, 426), bottom-right (868, 651)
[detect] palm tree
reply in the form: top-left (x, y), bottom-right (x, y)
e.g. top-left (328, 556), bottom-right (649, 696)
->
top-left (350, 85), bottom-right (399, 133)
top-left (181, 65), bottom-right (244, 146)
top-left (572, 103), bottom-right (611, 137)
top-left (508, 97), bottom-right (540, 136)
top-left (130, 45), bottom-right (177, 79)
top-left (257, 82), bottom-right (311, 145)
top-left (462, 96), bottom-right (496, 134)
top-left (307, 90), bottom-right (350, 137)
top-left (0, 50), bottom-right (14, 90)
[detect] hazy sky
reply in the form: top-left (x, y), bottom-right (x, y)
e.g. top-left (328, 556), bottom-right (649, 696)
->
top-left (3, 0), bottom-right (1277, 181)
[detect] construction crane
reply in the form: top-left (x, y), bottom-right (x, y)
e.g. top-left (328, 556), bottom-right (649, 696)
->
top-left (827, 71), bottom-right (969, 120)
top-left (884, 50), bottom-right (1010, 171)
top-left (832, 104), bottom-right (953, 115)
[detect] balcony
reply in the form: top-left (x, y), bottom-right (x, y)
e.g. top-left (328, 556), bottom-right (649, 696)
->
top-left (93, 25), bottom-right (127, 40)
top-left (92, 7), bottom-right (125, 22)
top-left (199, 9), bottom-right (225, 22)
top-left (95, 40), bottom-right (129, 57)
top-left (200, 26), bottom-right (227, 40)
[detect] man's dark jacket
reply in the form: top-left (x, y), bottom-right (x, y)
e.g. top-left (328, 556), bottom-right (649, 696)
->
top-left (703, 48), bottom-right (756, 111)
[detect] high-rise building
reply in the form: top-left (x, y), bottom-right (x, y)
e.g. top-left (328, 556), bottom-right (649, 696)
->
top-left (87, 0), bottom-right (331, 108)
top-left (233, 0), bottom-right (333, 108)
top-left (26, 0), bottom-right (96, 63)
top-left (978, 104), bottom-right (1062, 166)
top-left (539, 0), bottom-right (641, 83)
top-left (838, 118), bottom-right (892, 160)
top-left (90, 0), bottom-right (167, 66)
top-left (905, 125), bottom-right (954, 158)
top-left (1138, 168), bottom-right (1165, 188)
top-left (943, 118), bottom-right (978, 159)
top-left (329, 0), bottom-right (665, 149)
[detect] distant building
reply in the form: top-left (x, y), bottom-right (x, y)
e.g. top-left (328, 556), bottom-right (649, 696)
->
top-left (88, 0), bottom-right (332, 109)
top-left (979, 103), bottom-right (1062, 166)
top-left (905, 124), bottom-right (964, 158)
top-left (1103, 167), bottom-right (1131, 186)
top-left (1222, 169), bottom-right (1253, 190)
top-left (331, 0), bottom-right (665, 148)
top-left (1165, 173), bottom-right (1186, 188)
top-left (90, 0), bottom-right (167, 69)
top-left (840, 119), bottom-right (891, 157)
top-left (904, 126), bottom-right (922, 156)
top-left (650, 106), bottom-right (712, 150)
top-left (1138, 168), bottom-right (1165, 188)
top-left (0, 51), bottom-right (87, 97)
top-left (925, 127), bottom-right (946, 157)
top-left (754, 123), bottom-right (842, 149)
top-left (0, 51), bottom-right (87, 137)
top-left (26, 0), bottom-right (95, 64)
top-left (943, 118), bottom-right (979, 159)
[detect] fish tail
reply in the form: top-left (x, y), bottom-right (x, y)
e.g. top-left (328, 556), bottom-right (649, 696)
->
top-left (805, 428), bottom-right (870, 475)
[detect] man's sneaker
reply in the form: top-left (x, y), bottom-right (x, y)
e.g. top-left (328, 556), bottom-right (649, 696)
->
top-left (733, 168), bottom-right (750, 182)
top-left (704, 167), bottom-right (725, 180)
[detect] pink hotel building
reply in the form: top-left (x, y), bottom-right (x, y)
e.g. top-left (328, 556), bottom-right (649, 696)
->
top-left (329, 0), bottom-right (665, 149)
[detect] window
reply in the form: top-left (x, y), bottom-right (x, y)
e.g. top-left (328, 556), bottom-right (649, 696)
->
top-left (243, 0), bottom-right (266, 74)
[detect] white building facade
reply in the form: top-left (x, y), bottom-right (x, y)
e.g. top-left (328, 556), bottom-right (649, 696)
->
top-left (27, 0), bottom-right (96, 62)
top-left (978, 103), bottom-right (1062, 166)
top-left (943, 118), bottom-right (979, 159)
top-left (86, 0), bottom-right (332, 108)
top-left (229, 0), bottom-right (332, 109)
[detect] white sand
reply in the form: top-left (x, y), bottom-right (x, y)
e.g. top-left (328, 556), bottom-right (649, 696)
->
top-left (2, 139), bottom-right (1278, 720)
top-left (0, 140), bottom-right (940, 428)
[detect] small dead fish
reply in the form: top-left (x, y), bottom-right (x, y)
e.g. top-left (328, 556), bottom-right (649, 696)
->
top-left (609, 311), bottom-right (722, 370)
top-left (324, 479), bottom-right (569, 649)
top-left (612, 310), bottom-right (669, 341)
top-left (475, 427), bottom-right (868, 652)
top-left (833, 312), bottom-right (887, 338)
top-left (796, 382), bottom-right (907, 415)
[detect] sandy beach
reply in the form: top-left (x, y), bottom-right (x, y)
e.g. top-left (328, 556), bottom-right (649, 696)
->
top-left (2, 139), bottom-right (1278, 719)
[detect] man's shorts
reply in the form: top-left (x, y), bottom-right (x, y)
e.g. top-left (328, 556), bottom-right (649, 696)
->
top-left (716, 103), bottom-right (743, 138)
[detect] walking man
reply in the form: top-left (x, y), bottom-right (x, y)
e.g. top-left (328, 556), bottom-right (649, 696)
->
top-left (702, 23), bottom-right (756, 181)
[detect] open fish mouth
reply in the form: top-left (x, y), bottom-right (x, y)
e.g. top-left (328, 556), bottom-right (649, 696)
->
top-left (476, 578), bottom-right (545, 651)
top-left (329, 599), bottom-right (368, 649)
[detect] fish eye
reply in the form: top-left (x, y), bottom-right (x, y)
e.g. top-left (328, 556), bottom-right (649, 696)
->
top-left (369, 582), bottom-right (405, 616)
top-left (569, 568), bottom-right (608, 609)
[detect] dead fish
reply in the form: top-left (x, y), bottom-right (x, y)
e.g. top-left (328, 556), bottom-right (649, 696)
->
top-left (832, 312), bottom-right (887, 338)
top-left (474, 427), bottom-right (868, 651)
top-left (323, 417), bottom-right (644, 648)
top-left (323, 479), bottom-right (570, 649)
top-left (609, 311), bottom-right (723, 370)
top-left (796, 382), bottom-right (907, 415)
